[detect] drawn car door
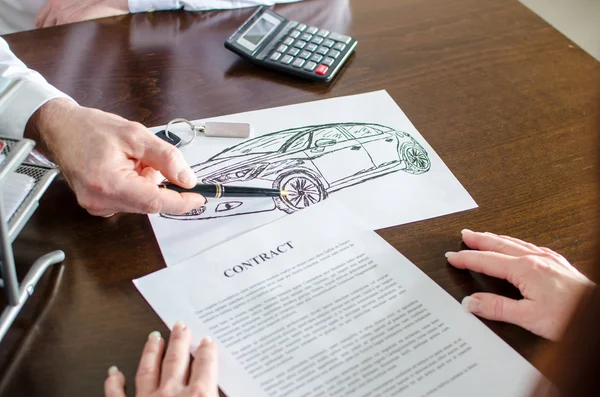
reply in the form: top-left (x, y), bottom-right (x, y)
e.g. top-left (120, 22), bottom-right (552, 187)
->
top-left (305, 126), bottom-right (375, 185)
top-left (343, 125), bottom-right (400, 168)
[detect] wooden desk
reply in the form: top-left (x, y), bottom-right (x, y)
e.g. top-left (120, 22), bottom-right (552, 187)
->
top-left (1, 0), bottom-right (599, 395)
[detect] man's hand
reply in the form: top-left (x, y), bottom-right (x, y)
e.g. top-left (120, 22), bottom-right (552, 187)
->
top-left (35, 0), bottom-right (129, 28)
top-left (104, 323), bottom-right (219, 397)
top-left (28, 98), bottom-right (206, 216)
top-left (446, 229), bottom-right (593, 340)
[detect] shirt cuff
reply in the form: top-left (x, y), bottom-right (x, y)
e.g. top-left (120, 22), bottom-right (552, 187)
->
top-left (128, 0), bottom-right (181, 12)
top-left (0, 78), bottom-right (71, 140)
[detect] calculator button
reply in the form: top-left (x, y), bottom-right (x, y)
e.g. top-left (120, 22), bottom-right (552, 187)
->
top-left (289, 30), bottom-right (301, 39)
top-left (316, 64), bottom-right (329, 75)
top-left (322, 56), bottom-right (335, 66)
top-left (298, 50), bottom-right (311, 59)
top-left (288, 48), bottom-right (300, 56)
top-left (292, 58), bottom-right (306, 68)
top-left (316, 46), bottom-right (329, 55)
top-left (310, 54), bottom-right (323, 63)
top-left (322, 39), bottom-right (335, 48)
top-left (304, 61), bottom-right (317, 71)
top-left (297, 23), bottom-right (307, 32)
top-left (306, 26), bottom-right (319, 35)
top-left (277, 44), bottom-right (288, 53)
top-left (311, 36), bottom-right (324, 45)
top-left (306, 43), bottom-right (318, 52)
top-left (294, 40), bottom-right (307, 49)
top-left (300, 33), bottom-right (312, 42)
top-left (283, 37), bottom-right (294, 46)
top-left (270, 52), bottom-right (283, 61)
top-left (280, 55), bottom-right (294, 65)
top-left (288, 21), bottom-right (298, 29)
top-left (328, 32), bottom-right (352, 44)
top-left (333, 42), bottom-right (346, 51)
top-left (328, 49), bottom-right (341, 59)
top-left (316, 29), bottom-right (330, 37)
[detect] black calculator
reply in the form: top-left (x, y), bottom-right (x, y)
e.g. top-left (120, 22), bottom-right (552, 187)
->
top-left (225, 6), bottom-right (357, 82)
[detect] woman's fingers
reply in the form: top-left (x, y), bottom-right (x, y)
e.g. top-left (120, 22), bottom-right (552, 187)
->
top-left (451, 230), bottom-right (592, 340)
top-left (492, 233), bottom-right (545, 253)
top-left (160, 322), bottom-right (192, 391)
top-left (462, 293), bottom-right (532, 328)
top-left (189, 337), bottom-right (219, 396)
top-left (104, 366), bottom-right (127, 397)
top-left (446, 250), bottom-right (522, 284)
top-left (135, 331), bottom-right (165, 395)
top-left (461, 229), bottom-right (539, 256)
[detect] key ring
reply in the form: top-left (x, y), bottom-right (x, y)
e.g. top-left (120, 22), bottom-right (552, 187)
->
top-left (164, 118), bottom-right (205, 147)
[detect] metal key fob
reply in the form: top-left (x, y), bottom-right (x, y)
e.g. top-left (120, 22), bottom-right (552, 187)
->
top-left (204, 122), bottom-right (251, 138)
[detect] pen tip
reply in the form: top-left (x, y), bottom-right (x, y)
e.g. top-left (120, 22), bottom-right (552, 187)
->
top-left (281, 190), bottom-right (289, 197)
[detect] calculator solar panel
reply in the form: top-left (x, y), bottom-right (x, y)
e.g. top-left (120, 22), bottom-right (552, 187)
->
top-left (225, 7), bottom-right (357, 82)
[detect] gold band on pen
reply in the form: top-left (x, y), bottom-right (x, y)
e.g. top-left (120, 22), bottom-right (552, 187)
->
top-left (215, 184), bottom-right (222, 199)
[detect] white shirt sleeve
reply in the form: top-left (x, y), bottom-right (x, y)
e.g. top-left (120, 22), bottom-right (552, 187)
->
top-left (0, 38), bottom-right (71, 139)
top-left (129, 0), bottom-right (303, 13)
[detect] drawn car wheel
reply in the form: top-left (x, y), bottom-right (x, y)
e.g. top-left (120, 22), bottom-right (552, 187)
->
top-left (400, 143), bottom-right (431, 174)
top-left (274, 171), bottom-right (328, 214)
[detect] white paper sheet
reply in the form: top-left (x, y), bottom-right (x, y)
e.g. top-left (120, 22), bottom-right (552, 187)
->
top-left (149, 90), bottom-right (477, 266)
top-left (135, 199), bottom-right (540, 397)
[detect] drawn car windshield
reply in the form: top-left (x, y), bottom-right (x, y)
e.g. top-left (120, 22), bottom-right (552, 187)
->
top-left (346, 125), bottom-right (387, 138)
top-left (211, 130), bottom-right (302, 159)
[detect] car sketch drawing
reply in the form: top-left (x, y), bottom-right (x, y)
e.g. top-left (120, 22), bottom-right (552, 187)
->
top-left (160, 122), bottom-right (431, 221)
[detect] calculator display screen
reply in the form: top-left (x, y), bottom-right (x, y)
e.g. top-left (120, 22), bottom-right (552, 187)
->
top-left (237, 13), bottom-right (281, 52)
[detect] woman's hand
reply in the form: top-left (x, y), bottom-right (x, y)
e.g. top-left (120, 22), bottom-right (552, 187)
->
top-left (446, 229), bottom-right (593, 340)
top-left (104, 322), bottom-right (219, 397)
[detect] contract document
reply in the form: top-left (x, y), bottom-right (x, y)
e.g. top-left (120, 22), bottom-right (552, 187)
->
top-left (134, 200), bottom-right (541, 397)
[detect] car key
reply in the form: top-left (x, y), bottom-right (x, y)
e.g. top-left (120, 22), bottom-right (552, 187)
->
top-left (155, 129), bottom-right (183, 147)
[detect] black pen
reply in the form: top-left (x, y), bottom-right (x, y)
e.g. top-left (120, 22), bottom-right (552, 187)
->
top-left (161, 183), bottom-right (288, 198)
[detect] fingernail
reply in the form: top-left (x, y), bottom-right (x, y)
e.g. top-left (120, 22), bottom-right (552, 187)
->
top-left (194, 194), bottom-right (207, 206)
top-left (201, 336), bottom-right (213, 346)
top-left (148, 331), bottom-right (161, 342)
top-left (461, 229), bottom-right (473, 235)
top-left (102, 213), bottom-right (115, 218)
top-left (178, 169), bottom-right (196, 185)
top-left (108, 365), bottom-right (119, 376)
top-left (445, 251), bottom-right (457, 258)
top-left (174, 321), bottom-right (186, 330)
top-left (461, 296), bottom-right (481, 313)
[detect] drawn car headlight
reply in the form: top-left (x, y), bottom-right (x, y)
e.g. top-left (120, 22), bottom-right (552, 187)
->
top-left (203, 164), bottom-right (267, 184)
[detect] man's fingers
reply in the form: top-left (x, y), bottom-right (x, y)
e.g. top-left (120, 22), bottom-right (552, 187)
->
top-left (462, 293), bottom-right (531, 328)
top-left (87, 208), bottom-right (118, 217)
top-left (141, 167), bottom-right (166, 185)
top-left (114, 174), bottom-right (206, 215)
top-left (42, 12), bottom-right (58, 28)
top-left (189, 337), bottom-right (219, 395)
top-left (104, 366), bottom-right (127, 397)
top-left (446, 250), bottom-right (522, 283)
top-left (35, 4), bottom-right (52, 28)
top-left (461, 229), bottom-right (536, 257)
top-left (134, 132), bottom-right (197, 188)
top-left (135, 331), bottom-right (165, 395)
top-left (160, 322), bottom-right (192, 390)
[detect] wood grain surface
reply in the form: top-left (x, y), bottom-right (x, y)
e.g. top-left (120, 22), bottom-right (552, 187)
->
top-left (0, 0), bottom-right (599, 395)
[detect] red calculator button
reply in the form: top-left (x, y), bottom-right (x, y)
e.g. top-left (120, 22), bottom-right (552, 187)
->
top-left (316, 64), bottom-right (329, 75)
